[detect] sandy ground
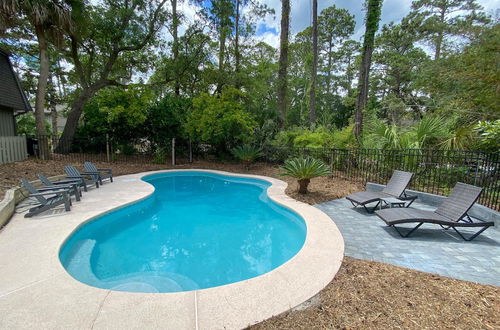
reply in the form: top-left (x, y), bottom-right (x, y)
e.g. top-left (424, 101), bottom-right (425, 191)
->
top-left (1, 158), bottom-right (498, 329)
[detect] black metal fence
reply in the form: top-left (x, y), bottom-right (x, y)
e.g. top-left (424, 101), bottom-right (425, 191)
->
top-left (262, 146), bottom-right (499, 211)
top-left (25, 135), bottom-right (499, 210)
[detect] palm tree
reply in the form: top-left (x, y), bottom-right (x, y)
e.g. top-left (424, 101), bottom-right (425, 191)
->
top-left (308, 0), bottom-right (318, 124)
top-left (280, 157), bottom-right (331, 194)
top-left (0, 0), bottom-right (74, 159)
top-left (277, 0), bottom-right (290, 127)
top-left (354, 0), bottom-right (383, 140)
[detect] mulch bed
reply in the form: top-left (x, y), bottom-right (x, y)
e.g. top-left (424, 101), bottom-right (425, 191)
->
top-left (1, 159), bottom-right (498, 329)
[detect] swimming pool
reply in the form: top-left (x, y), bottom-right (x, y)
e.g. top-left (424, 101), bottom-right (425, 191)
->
top-left (59, 171), bottom-right (307, 293)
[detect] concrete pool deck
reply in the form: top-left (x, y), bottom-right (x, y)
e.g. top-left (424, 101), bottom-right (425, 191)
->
top-left (317, 198), bottom-right (500, 286)
top-left (0, 170), bottom-right (344, 329)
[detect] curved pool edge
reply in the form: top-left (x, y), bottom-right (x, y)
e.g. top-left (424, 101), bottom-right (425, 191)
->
top-left (0, 169), bottom-right (344, 330)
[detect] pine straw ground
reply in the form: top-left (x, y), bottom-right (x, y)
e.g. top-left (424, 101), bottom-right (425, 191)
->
top-left (1, 159), bottom-right (499, 329)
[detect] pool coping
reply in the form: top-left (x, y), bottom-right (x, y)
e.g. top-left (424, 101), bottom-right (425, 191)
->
top-left (0, 169), bottom-right (344, 329)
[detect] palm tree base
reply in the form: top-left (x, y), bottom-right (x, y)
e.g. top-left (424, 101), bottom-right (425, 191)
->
top-left (298, 179), bottom-right (310, 194)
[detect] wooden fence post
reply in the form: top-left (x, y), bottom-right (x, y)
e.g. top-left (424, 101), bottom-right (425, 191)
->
top-left (106, 134), bottom-right (110, 163)
top-left (171, 138), bottom-right (176, 166)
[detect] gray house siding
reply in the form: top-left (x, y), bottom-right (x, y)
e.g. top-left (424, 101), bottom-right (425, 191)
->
top-left (0, 106), bottom-right (15, 136)
top-left (0, 50), bottom-right (31, 112)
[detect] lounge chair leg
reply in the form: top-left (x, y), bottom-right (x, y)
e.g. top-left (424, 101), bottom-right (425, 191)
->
top-left (392, 222), bottom-right (424, 238)
top-left (63, 193), bottom-right (71, 211)
top-left (451, 226), bottom-right (489, 241)
top-left (110, 176), bottom-right (113, 182)
top-left (363, 201), bottom-right (380, 213)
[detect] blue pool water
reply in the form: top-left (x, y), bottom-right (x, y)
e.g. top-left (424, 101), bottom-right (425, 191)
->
top-left (59, 171), bottom-right (306, 293)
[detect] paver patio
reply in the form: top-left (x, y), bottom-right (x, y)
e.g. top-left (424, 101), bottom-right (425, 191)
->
top-left (316, 198), bottom-right (500, 286)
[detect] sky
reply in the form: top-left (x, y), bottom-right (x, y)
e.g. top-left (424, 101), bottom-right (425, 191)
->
top-left (179, 0), bottom-right (499, 48)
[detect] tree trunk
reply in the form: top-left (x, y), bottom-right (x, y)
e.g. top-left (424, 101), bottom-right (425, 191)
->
top-left (308, 0), bottom-right (318, 125)
top-left (326, 41), bottom-right (333, 94)
top-left (34, 24), bottom-right (50, 160)
top-left (55, 87), bottom-right (98, 153)
top-left (171, 0), bottom-right (180, 95)
top-left (277, 0), bottom-right (290, 128)
top-left (216, 28), bottom-right (226, 94)
top-left (297, 178), bottom-right (310, 194)
top-left (434, 6), bottom-right (446, 60)
top-left (354, 0), bottom-right (382, 140)
top-left (234, 0), bottom-right (241, 89)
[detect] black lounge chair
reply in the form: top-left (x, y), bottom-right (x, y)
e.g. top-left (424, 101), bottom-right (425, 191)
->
top-left (20, 179), bottom-right (72, 218)
top-left (64, 165), bottom-right (100, 191)
top-left (375, 182), bottom-right (494, 241)
top-left (37, 174), bottom-right (82, 201)
top-left (346, 170), bottom-right (417, 212)
top-left (83, 161), bottom-right (113, 184)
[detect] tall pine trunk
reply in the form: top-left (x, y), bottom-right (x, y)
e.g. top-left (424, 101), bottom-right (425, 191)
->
top-left (277, 0), bottom-right (290, 128)
top-left (354, 0), bottom-right (382, 140)
top-left (434, 6), bottom-right (446, 60)
top-left (234, 0), bottom-right (241, 89)
top-left (216, 28), bottom-right (226, 94)
top-left (308, 0), bottom-right (318, 125)
top-left (171, 0), bottom-right (180, 95)
top-left (34, 24), bottom-right (50, 160)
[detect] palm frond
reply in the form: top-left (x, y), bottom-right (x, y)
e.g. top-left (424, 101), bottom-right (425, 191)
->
top-left (279, 157), bottom-right (331, 180)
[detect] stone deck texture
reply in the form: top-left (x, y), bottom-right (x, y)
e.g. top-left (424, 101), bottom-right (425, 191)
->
top-left (316, 198), bottom-right (500, 286)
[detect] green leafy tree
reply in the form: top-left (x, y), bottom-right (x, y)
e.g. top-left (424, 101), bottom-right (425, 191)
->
top-left (409, 0), bottom-right (490, 60)
top-left (318, 5), bottom-right (356, 95)
top-left (184, 88), bottom-right (257, 151)
top-left (56, 0), bottom-right (168, 153)
top-left (77, 86), bottom-right (154, 145)
top-left (372, 20), bottom-right (430, 122)
top-left (420, 23), bottom-right (500, 121)
top-left (0, 0), bottom-right (76, 159)
top-left (146, 94), bottom-right (191, 149)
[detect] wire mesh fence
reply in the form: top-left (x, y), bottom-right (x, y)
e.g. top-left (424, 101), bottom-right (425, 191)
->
top-left (26, 135), bottom-right (499, 210)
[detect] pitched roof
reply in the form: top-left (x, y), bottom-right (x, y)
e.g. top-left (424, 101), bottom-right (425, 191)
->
top-left (0, 48), bottom-right (33, 114)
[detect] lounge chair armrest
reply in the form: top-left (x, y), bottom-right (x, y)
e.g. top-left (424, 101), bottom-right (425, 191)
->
top-left (53, 178), bottom-right (81, 183)
top-left (400, 194), bottom-right (418, 201)
top-left (81, 171), bottom-right (98, 175)
top-left (37, 186), bottom-right (72, 192)
top-left (30, 190), bottom-right (69, 197)
top-left (97, 168), bottom-right (112, 173)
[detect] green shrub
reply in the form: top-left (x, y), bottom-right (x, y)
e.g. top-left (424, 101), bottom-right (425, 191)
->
top-left (475, 120), bottom-right (500, 152)
top-left (153, 147), bottom-right (168, 164)
top-left (270, 125), bottom-right (354, 150)
top-left (119, 144), bottom-right (136, 155)
top-left (231, 144), bottom-right (263, 169)
top-left (279, 157), bottom-right (332, 194)
top-left (184, 88), bottom-right (257, 152)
